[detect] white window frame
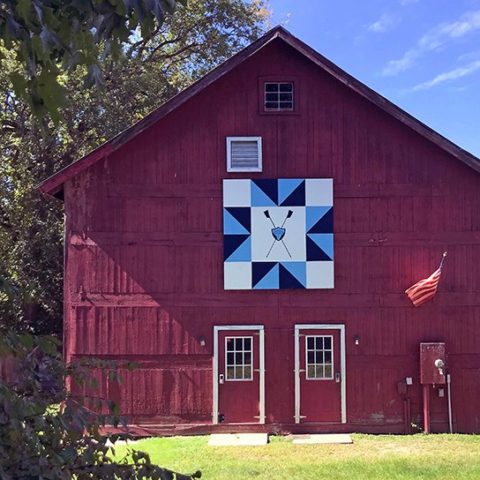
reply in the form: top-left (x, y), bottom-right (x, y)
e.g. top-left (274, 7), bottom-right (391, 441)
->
top-left (226, 136), bottom-right (263, 172)
top-left (264, 82), bottom-right (294, 112)
top-left (224, 336), bottom-right (254, 382)
top-left (305, 335), bottom-right (334, 381)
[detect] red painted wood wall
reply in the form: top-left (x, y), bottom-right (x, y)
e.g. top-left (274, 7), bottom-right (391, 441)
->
top-left (64, 38), bottom-right (480, 433)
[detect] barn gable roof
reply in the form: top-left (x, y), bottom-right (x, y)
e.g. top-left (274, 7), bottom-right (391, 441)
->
top-left (39, 25), bottom-right (480, 198)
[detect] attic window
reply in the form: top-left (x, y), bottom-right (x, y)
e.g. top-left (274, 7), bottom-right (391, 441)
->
top-left (226, 137), bottom-right (262, 172)
top-left (264, 82), bottom-right (294, 111)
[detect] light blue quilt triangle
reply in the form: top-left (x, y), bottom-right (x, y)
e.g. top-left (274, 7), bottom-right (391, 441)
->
top-left (226, 236), bottom-right (251, 262)
top-left (254, 263), bottom-right (279, 289)
top-left (223, 209), bottom-right (249, 235)
top-left (307, 234), bottom-right (334, 260)
top-left (281, 262), bottom-right (306, 287)
top-left (278, 178), bottom-right (303, 205)
top-left (306, 206), bottom-right (331, 232)
top-left (251, 182), bottom-right (277, 206)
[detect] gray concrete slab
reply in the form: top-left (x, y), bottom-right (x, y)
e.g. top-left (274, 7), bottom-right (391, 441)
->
top-left (291, 434), bottom-right (353, 445)
top-left (208, 433), bottom-right (269, 446)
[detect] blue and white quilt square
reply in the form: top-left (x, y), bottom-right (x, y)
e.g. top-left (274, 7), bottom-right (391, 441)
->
top-left (223, 179), bottom-right (334, 290)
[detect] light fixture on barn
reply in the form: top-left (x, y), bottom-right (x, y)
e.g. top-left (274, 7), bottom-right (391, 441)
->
top-left (353, 335), bottom-right (360, 346)
top-left (198, 336), bottom-right (206, 347)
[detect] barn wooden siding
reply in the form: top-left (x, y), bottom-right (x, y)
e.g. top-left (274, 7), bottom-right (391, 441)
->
top-left (64, 39), bottom-right (480, 433)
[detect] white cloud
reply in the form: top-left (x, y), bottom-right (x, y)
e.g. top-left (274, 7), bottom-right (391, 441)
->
top-left (458, 50), bottom-right (480, 62)
top-left (368, 13), bottom-right (398, 33)
top-left (382, 50), bottom-right (420, 76)
top-left (441, 10), bottom-right (480, 37)
top-left (382, 9), bottom-right (480, 76)
top-left (411, 59), bottom-right (480, 91)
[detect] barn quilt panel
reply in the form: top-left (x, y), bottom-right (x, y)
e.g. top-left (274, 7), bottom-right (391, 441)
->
top-left (223, 179), bottom-right (334, 290)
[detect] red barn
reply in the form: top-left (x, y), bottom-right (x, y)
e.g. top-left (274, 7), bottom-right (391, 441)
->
top-left (40, 27), bottom-right (480, 434)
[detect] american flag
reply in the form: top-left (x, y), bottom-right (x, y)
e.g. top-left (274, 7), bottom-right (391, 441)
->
top-left (405, 252), bottom-right (447, 307)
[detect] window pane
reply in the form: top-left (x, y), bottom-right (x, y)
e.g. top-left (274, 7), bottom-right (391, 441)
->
top-left (324, 364), bottom-right (333, 378)
top-left (243, 366), bottom-right (252, 379)
top-left (307, 351), bottom-right (315, 364)
top-left (244, 338), bottom-right (251, 350)
top-left (226, 366), bottom-right (235, 379)
top-left (265, 83), bottom-right (279, 92)
top-left (280, 83), bottom-right (293, 92)
top-left (315, 351), bottom-right (323, 364)
top-left (324, 337), bottom-right (332, 349)
top-left (316, 337), bottom-right (324, 349)
top-left (307, 337), bottom-right (315, 349)
top-left (235, 338), bottom-right (243, 350)
top-left (265, 102), bottom-right (278, 110)
top-left (307, 365), bottom-right (316, 378)
top-left (324, 351), bottom-right (332, 363)
top-left (235, 352), bottom-right (243, 364)
top-left (226, 338), bottom-right (234, 351)
top-left (244, 352), bottom-right (252, 365)
top-left (279, 93), bottom-right (292, 101)
top-left (316, 365), bottom-right (324, 378)
top-left (265, 93), bottom-right (278, 102)
top-left (235, 366), bottom-right (244, 378)
top-left (227, 352), bottom-right (234, 365)
top-left (279, 102), bottom-right (293, 109)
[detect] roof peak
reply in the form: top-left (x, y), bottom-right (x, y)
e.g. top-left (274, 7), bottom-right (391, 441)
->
top-left (39, 24), bottom-right (480, 198)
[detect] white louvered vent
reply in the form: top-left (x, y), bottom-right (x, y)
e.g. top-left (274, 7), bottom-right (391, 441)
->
top-left (226, 137), bottom-right (262, 172)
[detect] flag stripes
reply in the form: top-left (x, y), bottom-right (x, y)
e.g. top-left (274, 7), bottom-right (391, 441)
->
top-left (405, 253), bottom-right (447, 307)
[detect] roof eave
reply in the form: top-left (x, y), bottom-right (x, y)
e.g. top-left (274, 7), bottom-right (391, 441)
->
top-left (37, 27), bottom-right (287, 198)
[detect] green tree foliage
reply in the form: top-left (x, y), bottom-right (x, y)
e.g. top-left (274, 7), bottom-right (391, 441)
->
top-left (0, 0), bottom-right (269, 335)
top-left (0, 332), bottom-right (201, 479)
top-left (0, 0), bottom-right (187, 123)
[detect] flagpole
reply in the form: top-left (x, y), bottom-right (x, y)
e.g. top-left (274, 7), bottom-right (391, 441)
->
top-left (439, 251), bottom-right (447, 270)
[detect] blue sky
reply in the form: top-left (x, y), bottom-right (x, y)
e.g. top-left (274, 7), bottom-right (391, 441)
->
top-left (269, 0), bottom-right (480, 157)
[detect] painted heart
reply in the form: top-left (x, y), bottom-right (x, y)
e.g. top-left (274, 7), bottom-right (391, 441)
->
top-left (272, 227), bottom-right (286, 241)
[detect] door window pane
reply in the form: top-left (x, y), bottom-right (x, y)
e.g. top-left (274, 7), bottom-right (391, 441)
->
top-left (305, 335), bottom-right (334, 380)
top-left (225, 336), bottom-right (253, 381)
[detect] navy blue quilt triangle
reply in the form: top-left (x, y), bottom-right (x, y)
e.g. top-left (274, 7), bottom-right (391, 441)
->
top-left (279, 263), bottom-right (304, 289)
top-left (306, 237), bottom-right (332, 261)
top-left (225, 207), bottom-right (251, 233)
top-left (280, 180), bottom-right (305, 206)
top-left (224, 234), bottom-right (250, 260)
top-left (252, 179), bottom-right (278, 205)
top-left (252, 262), bottom-right (278, 287)
top-left (308, 207), bottom-right (333, 233)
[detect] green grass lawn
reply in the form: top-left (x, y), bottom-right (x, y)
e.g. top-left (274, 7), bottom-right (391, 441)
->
top-left (113, 434), bottom-right (480, 479)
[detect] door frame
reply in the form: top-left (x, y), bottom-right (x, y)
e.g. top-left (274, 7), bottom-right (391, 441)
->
top-left (212, 325), bottom-right (265, 424)
top-left (294, 324), bottom-right (346, 424)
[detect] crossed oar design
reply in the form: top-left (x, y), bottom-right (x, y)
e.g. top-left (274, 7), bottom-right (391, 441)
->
top-left (264, 210), bottom-right (294, 258)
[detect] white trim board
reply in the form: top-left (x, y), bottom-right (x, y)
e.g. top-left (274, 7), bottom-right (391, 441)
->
top-left (213, 325), bottom-right (265, 425)
top-left (294, 324), bottom-right (346, 424)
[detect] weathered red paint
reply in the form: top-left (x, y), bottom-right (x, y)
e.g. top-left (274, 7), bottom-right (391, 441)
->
top-left (41, 27), bottom-right (480, 434)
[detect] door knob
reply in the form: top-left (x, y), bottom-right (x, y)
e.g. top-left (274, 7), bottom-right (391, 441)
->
top-left (219, 373), bottom-right (225, 384)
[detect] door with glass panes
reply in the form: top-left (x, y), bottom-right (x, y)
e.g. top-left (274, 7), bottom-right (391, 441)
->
top-left (217, 330), bottom-right (261, 423)
top-left (298, 328), bottom-right (342, 422)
